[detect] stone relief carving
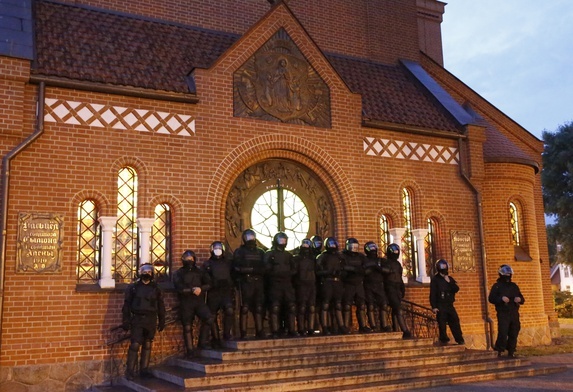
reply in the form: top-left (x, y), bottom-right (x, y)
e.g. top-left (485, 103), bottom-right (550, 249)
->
top-left (234, 28), bottom-right (331, 128)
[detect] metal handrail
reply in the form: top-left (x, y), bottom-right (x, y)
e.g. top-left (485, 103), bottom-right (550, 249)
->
top-left (400, 299), bottom-right (439, 339)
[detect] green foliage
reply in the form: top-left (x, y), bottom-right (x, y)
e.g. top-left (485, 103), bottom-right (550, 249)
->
top-left (542, 122), bottom-right (573, 267)
top-left (554, 290), bottom-right (573, 318)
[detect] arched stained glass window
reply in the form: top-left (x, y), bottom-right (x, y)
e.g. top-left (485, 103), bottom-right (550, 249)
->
top-left (401, 188), bottom-right (416, 278)
top-left (251, 186), bottom-right (309, 250)
top-left (425, 218), bottom-right (437, 275)
top-left (76, 200), bottom-right (100, 283)
top-left (115, 167), bottom-right (138, 283)
top-left (379, 215), bottom-right (390, 252)
top-left (509, 202), bottom-right (520, 246)
top-left (152, 203), bottom-right (171, 281)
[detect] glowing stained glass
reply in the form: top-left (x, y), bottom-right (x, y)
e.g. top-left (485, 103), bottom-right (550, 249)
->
top-left (251, 189), bottom-right (309, 250)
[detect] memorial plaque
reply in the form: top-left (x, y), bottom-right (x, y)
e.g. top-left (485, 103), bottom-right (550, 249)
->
top-left (17, 212), bottom-right (63, 273)
top-left (450, 230), bottom-right (475, 272)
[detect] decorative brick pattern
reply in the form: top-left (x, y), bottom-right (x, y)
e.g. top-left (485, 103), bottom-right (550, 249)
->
top-left (363, 136), bottom-right (459, 164)
top-left (44, 98), bottom-right (195, 136)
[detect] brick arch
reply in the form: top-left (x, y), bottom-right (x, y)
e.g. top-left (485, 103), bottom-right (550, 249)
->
top-left (424, 209), bottom-right (449, 262)
top-left (397, 180), bottom-right (424, 228)
top-left (70, 189), bottom-right (111, 217)
top-left (148, 194), bottom-right (184, 218)
top-left (205, 134), bottom-right (358, 239)
top-left (111, 156), bottom-right (150, 218)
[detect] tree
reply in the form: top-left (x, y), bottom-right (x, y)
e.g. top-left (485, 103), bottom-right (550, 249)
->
top-left (542, 121), bottom-right (573, 266)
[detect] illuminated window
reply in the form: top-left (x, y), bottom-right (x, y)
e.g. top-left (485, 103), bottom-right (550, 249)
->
top-left (251, 188), bottom-right (309, 250)
top-left (379, 215), bottom-right (390, 252)
top-left (401, 188), bottom-right (416, 278)
top-left (152, 203), bottom-right (171, 281)
top-left (425, 218), bottom-right (437, 275)
top-left (509, 202), bottom-right (520, 245)
top-left (76, 200), bottom-right (100, 283)
top-left (115, 167), bottom-right (138, 283)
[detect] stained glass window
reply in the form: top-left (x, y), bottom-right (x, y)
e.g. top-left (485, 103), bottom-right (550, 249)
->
top-left (251, 188), bottom-right (309, 250)
top-left (509, 202), bottom-right (520, 245)
top-left (114, 167), bottom-right (138, 283)
top-left (401, 188), bottom-right (416, 278)
top-left (76, 200), bottom-right (100, 283)
top-left (379, 215), bottom-right (390, 252)
top-left (152, 203), bottom-right (171, 281)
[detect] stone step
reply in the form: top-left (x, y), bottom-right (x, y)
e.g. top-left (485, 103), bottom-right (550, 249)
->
top-left (153, 355), bottom-right (529, 389)
top-left (151, 357), bottom-right (533, 391)
top-left (172, 344), bottom-right (469, 373)
top-left (199, 336), bottom-right (433, 361)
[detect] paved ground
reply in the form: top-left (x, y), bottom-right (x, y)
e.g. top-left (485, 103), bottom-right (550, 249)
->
top-left (414, 352), bottom-right (573, 391)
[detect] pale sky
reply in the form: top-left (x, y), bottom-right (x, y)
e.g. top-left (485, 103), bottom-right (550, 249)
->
top-left (441, 0), bottom-right (573, 140)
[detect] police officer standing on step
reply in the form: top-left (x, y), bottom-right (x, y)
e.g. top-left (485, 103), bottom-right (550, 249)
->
top-left (381, 243), bottom-right (412, 339)
top-left (233, 229), bottom-right (266, 339)
top-left (293, 238), bottom-right (317, 336)
top-left (265, 232), bottom-right (298, 337)
top-left (489, 264), bottom-right (525, 358)
top-left (174, 250), bottom-right (214, 358)
top-left (122, 263), bottom-right (166, 380)
top-left (341, 237), bottom-right (370, 333)
top-left (429, 259), bottom-right (464, 345)
top-left (316, 237), bottom-right (346, 335)
top-left (204, 241), bottom-right (235, 346)
top-left (363, 241), bottom-right (391, 332)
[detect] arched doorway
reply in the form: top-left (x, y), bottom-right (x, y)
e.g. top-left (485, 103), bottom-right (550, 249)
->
top-left (225, 159), bottom-right (334, 251)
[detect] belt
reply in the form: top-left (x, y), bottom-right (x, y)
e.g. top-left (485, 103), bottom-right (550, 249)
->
top-left (325, 277), bottom-right (341, 282)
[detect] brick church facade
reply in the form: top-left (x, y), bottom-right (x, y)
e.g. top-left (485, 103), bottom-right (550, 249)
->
top-left (0, 0), bottom-right (555, 390)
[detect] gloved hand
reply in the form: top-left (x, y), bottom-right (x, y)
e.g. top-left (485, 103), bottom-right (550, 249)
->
top-left (121, 322), bottom-right (130, 331)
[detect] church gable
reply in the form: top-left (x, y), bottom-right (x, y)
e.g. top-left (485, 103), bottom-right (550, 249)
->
top-left (233, 28), bottom-right (331, 128)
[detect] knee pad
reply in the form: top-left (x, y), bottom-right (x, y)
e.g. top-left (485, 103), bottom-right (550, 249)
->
top-left (142, 339), bottom-right (152, 350)
top-left (321, 303), bottom-right (330, 312)
top-left (287, 303), bottom-right (296, 314)
top-left (335, 302), bottom-right (343, 311)
top-left (128, 341), bottom-right (140, 352)
top-left (367, 304), bottom-right (375, 312)
top-left (308, 305), bottom-right (316, 314)
top-left (271, 305), bottom-right (280, 315)
top-left (255, 305), bottom-right (264, 315)
top-left (299, 305), bottom-right (307, 314)
top-left (183, 323), bottom-right (193, 334)
top-left (343, 304), bottom-right (351, 312)
top-left (240, 305), bottom-right (249, 315)
top-left (358, 304), bottom-right (366, 312)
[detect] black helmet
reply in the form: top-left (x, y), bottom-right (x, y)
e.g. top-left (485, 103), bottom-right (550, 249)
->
top-left (210, 241), bottom-right (225, 259)
top-left (498, 264), bottom-right (514, 276)
top-left (324, 237), bottom-right (339, 252)
top-left (364, 241), bottom-right (378, 257)
top-left (273, 232), bottom-right (288, 251)
top-left (345, 237), bottom-right (360, 253)
top-left (300, 238), bottom-right (312, 254)
top-left (242, 228), bottom-right (257, 247)
top-left (181, 250), bottom-right (197, 268)
top-left (386, 243), bottom-right (400, 260)
top-left (436, 259), bottom-right (449, 275)
top-left (138, 263), bottom-right (154, 282)
top-left (310, 235), bottom-right (323, 252)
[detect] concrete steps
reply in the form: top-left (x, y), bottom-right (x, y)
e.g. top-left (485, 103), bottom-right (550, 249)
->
top-left (93, 332), bottom-right (566, 392)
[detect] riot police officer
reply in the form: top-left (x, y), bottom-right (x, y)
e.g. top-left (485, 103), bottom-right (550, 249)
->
top-left (381, 243), bottom-right (412, 339)
top-left (204, 241), bottom-right (235, 345)
top-left (341, 237), bottom-right (370, 333)
top-left (310, 235), bottom-right (324, 331)
top-left (316, 237), bottom-right (346, 335)
top-left (430, 259), bottom-right (464, 345)
top-left (232, 229), bottom-right (266, 339)
top-left (363, 241), bottom-right (391, 332)
top-left (264, 232), bottom-right (297, 337)
top-left (489, 264), bottom-right (525, 357)
top-left (174, 250), bottom-right (214, 358)
top-left (293, 238), bottom-right (317, 335)
top-left (121, 263), bottom-right (166, 380)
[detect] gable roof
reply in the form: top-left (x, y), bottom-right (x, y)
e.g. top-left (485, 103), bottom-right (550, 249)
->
top-left (33, 0), bottom-right (460, 133)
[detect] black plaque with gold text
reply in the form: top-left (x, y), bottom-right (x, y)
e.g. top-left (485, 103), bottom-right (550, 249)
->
top-left (17, 212), bottom-right (63, 273)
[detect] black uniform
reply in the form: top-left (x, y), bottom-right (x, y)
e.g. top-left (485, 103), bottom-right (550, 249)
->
top-left (381, 244), bottom-right (411, 338)
top-left (293, 247), bottom-right (316, 335)
top-left (265, 244), bottom-right (297, 337)
top-left (233, 244), bottom-right (266, 338)
top-left (363, 253), bottom-right (390, 332)
top-left (429, 273), bottom-right (464, 344)
top-left (316, 248), bottom-right (345, 334)
top-left (204, 254), bottom-right (235, 342)
top-left (488, 277), bottom-right (525, 356)
top-left (174, 262), bottom-right (214, 356)
top-left (341, 248), bottom-right (369, 332)
top-left (122, 275), bottom-right (165, 379)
